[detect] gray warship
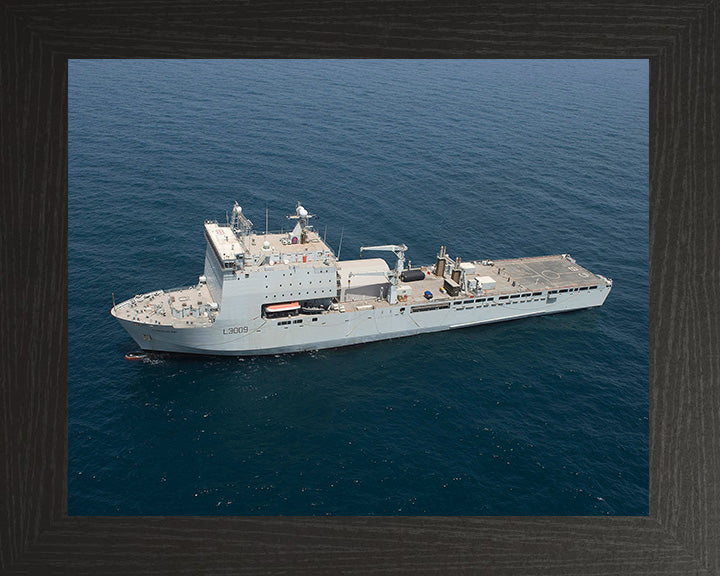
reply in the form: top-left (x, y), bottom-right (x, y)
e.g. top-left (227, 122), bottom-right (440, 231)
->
top-left (112, 202), bottom-right (613, 355)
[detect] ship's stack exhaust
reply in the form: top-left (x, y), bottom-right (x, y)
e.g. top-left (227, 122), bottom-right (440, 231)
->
top-left (451, 257), bottom-right (462, 284)
top-left (435, 245), bottom-right (447, 277)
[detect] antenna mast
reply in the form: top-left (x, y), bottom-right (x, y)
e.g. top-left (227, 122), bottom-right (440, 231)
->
top-left (230, 201), bottom-right (253, 241)
top-left (337, 227), bottom-right (344, 260)
top-left (286, 202), bottom-right (315, 244)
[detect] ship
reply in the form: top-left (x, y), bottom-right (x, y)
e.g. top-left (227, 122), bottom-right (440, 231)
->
top-left (111, 202), bottom-right (613, 356)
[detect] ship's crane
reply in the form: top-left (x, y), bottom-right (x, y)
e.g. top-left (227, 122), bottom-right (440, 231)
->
top-left (347, 270), bottom-right (390, 280)
top-left (358, 244), bottom-right (408, 304)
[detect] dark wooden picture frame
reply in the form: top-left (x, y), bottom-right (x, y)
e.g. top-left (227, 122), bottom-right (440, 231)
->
top-left (2, 2), bottom-right (717, 574)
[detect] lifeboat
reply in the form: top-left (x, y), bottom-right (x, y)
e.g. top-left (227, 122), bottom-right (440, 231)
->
top-left (265, 301), bottom-right (300, 313)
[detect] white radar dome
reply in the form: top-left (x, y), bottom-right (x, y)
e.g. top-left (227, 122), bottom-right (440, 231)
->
top-left (262, 240), bottom-right (271, 249)
top-left (297, 206), bottom-right (308, 218)
top-left (233, 205), bottom-right (242, 214)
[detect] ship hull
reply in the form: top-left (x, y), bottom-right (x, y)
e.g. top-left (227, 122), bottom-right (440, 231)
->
top-left (115, 284), bottom-right (611, 356)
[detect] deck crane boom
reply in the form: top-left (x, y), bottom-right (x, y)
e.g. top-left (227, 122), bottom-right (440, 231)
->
top-left (358, 244), bottom-right (408, 304)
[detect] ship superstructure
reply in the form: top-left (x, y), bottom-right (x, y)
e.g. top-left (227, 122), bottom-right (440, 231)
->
top-left (111, 202), bottom-right (613, 355)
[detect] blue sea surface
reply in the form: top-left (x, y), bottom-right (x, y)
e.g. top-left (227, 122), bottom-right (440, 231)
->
top-left (69, 59), bottom-right (648, 515)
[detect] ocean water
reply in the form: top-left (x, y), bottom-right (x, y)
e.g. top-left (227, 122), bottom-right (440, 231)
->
top-left (68, 60), bottom-right (648, 515)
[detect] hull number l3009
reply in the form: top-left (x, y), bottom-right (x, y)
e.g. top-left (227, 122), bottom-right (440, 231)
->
top-left (223, 326), bottom-right (249, 335)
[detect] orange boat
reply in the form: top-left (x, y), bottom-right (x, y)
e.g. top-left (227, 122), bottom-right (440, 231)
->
top-left (265, 301), bottom-right (300, 313)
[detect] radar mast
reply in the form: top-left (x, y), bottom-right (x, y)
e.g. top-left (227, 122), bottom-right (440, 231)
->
top-left (287, 202), bottom-right (315, 244)
top-left (230, 201), bottom-right (253, 243)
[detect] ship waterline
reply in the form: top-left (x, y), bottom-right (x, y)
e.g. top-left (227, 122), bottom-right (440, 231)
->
top-left (111, 202), bottom-right (612, 356)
